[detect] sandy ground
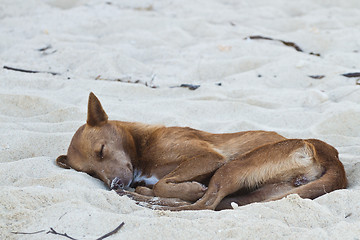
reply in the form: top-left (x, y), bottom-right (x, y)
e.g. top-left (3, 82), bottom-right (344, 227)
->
top-left (1, 0), bottom-right (360, 239)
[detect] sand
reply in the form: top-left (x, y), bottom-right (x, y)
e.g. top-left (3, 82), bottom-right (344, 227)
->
top-left (1, 0), bottom-right (360, 239)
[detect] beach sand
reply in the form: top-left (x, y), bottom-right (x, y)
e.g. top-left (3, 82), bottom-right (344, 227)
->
top-left (1, 0), bottom-right (360, 239)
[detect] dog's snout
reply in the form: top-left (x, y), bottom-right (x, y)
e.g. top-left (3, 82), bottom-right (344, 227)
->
top-left (110, 177), bottom-right (125, 190)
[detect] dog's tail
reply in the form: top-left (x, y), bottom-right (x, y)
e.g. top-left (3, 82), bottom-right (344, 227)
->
top-left (278, 139), bottom-right (347, 200)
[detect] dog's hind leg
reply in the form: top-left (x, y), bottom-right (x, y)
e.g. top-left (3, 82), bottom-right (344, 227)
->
top-left (158, 139), bottom-right (324, 211)
top-left (215, 182), bottom-right (295, 210)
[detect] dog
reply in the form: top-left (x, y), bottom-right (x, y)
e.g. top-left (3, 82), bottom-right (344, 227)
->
top-left (56, 92), bottom-right (347, 210)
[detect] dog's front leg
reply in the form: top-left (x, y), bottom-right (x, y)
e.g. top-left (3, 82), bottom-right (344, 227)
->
top-left (152, 151), bottom-right (226, 202)
top-left (115, 189), bottom-right (191, 208)
top-left (154, 180), bottom-right (208, 202)
top-left (135, 186), bottom-right (155, 196)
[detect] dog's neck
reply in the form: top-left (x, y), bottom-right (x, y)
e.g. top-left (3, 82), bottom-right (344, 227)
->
top-left (112, 120), bottom-right (164, 166)
top-left (114, 121), bottom-right (163, 145)
top-left (132, 169), bottom-right (159, 187)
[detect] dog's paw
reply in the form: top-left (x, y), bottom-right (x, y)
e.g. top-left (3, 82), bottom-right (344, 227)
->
top-left (193, 181), bottom-right (208, 192)
top-left (180, 181), bottom-right (208, 202)
top-left (115, 189), bottom-right (134, 199)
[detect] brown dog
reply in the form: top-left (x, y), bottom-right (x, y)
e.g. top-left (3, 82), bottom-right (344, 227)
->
top-left (56, 92), bottom-right (347, 210)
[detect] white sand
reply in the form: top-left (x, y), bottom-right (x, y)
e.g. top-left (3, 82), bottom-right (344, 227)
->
top-left (1, 0), bottom-right (360, 239)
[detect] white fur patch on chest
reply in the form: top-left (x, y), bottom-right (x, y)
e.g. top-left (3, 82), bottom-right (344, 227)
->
top-left (132, 169), bottom-right (159, 186)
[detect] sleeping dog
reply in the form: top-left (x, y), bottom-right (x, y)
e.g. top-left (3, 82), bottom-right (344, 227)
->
top-left (56, 93), bottom-right (347, 210)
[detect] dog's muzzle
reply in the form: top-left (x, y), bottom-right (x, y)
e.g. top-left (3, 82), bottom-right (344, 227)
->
top-left (110, 177), bottom-right (125, 190)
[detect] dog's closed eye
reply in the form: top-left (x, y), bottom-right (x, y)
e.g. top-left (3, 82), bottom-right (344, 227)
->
top-left (97, 144), bottom-right (105, 159)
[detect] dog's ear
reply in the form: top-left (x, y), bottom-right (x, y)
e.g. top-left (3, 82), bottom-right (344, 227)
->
top-left (56, 155), bottom-right (71, 169)
top-left (87, 92), bottom-right (108, 126)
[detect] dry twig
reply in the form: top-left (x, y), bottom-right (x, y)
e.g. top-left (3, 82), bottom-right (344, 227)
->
top-left (3, 65), bottom-right (60, 76)
top-left (12, 222), bottom-right (125, 240)
top-left (11, 230), bottom-right (45, 235)
top-left (46, 222), bottom-right (125, 240)
top-left (47, 228), bottom-right (78, 240)
top-left (96, 222), bottom-right (125, 240)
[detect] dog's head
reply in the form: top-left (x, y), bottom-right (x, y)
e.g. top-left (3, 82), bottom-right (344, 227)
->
top-left (56, 92), bottom-right (136, 190)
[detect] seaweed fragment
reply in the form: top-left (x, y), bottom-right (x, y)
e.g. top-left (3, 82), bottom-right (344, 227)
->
top-left (37, 44), bottom-right (57, 55)
top-left (95, 75), bottom-right (158, 88)
top-left (309, 75), bottom-right (325, 79)
top-left (37, 45), bottom-right (52, 52)
top-left (179, 84), bottom-right (201, 90)
top-left (245, 35), bottom-right (321, 57)
top-left (342, 72), bottom-right (360, 78)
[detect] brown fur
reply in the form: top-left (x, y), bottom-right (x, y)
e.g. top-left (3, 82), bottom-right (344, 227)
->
top-left (56, 92), bottom-right (347, 210)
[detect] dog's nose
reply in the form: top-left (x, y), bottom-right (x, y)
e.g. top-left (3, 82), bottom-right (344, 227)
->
top-left (110, 177), bottom-right (125, 190)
